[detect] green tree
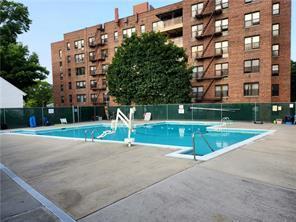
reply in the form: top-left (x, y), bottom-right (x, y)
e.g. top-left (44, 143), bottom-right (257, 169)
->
top-left (0, 0), bottom-right (49, 91)
top-left (107, 32), bottom-right (192, 105)
top-left (25, 81), bottom-right (53, 107)
top-left (291, 60), bottom-right (296, 102)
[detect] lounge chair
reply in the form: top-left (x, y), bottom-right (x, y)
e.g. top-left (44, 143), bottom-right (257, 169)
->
top-left (60, 118), bottom-right (67, 124)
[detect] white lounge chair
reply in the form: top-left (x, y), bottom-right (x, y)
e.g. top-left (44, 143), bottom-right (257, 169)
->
top-left (60, 118), bottom-right (68, 124)
top-left (144, 112), bottom-right (151, 121)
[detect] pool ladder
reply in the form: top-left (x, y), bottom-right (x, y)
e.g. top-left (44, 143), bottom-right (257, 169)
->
top-left (192, 130), bottom-right (214, 161)
top-left (84, 129), bottom-right (98, 142)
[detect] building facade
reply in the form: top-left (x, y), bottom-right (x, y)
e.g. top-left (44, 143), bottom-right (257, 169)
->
top-left (51, 0), bottom-right (291, 107)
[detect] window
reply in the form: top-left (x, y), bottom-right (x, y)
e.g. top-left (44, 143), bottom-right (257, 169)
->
top-left (192, 24), bottom-right (203, 38)
top-left (102, 64), bottom-right (109, 74)
top-left (60, 84), bottom-right (64, 92)
top-left (272, 84), bottom-right (279, 96)
top-left (67, 55), bottom-right (71, 63)
top-left (244, 59), bottom-right (260, 73)
top-left (192, 86), bottom-right (204, 99)
top-left (191, 3), bottom-right (204, 17)
top-left (90, 80), bottom-right (97, 88)
top-left (61, 96), bottom-right (64, 104)
top-left (103, 93), bottom-right (109, 104)
top-left (215, 41), bottom-right (228, 55)
top-left (89, 37), bottom-right (96, 47)
top-left (114, 31), bottom-right (118, 41)
top-left (215, 18), bottom-right (228, 32)
top-left (272, 44), bottom-right (279, 57)
top-left (60, 72), bottom-right (63, 80)
top-left (272, 64), bottom-right (279, 76)
top-left (68, 68), bottom-right (71, 77)
top-left (215, 85), bottom-right (229, 97)
top-left (193, 66), bottom-right (204, 79)
top-left (114, 47), bottom-right (118, 53)
top-left (90, 66), bottom-right (96, 75)
top-left (101, 34), bottom-right (108, 44)
top-left (272, 3), bottom-right (280, 15)
top-left (68, 82), bottom-right (72, 90)
top-left (91, 94), bottom-right (98, 102)
top-left (66, 42), bottom-right (70, 50)
top-left (101, 49), bottom-right (108, 59)
top-left (215, 63), bottom-right (229, 76)
top-left (123, 27), bottom-right (136, 38)
top-left (59, 62), bottom-right (63, 72)
top-left (77, 94), bottom-right (86, 103)
top-left (245, 0), bottom-right (253, 3)
top-left (215, 0), bottom-right (228, 10)
top-left (58, 49), bottom-right (62, 59)
top-left (245, 36), bottom-right (260, 50)
top-left (69, 95), bottom-right (72, 103)
top-left (244, 82), bottom-right (259, 96)
top-left (76, 81), bottom-right (86, 89)
top-left (76, 67), bottom-right (85, 76)
top-left (192, 45), bottom-right (203, 58)
top-left (89, 51), bottom-right (96, 61)
top-left (74, 53), bottom-right (85, 63)
top-left (152, 21), bottom-right (163, 32)
top-left (272, 24), bottom-right (280, 37)
top-left (74, 39), bottom-right (84, 49)
top-left (140, 25), bottom-right (146, 33)
top-left (244, 12), bottom-right (260, 27)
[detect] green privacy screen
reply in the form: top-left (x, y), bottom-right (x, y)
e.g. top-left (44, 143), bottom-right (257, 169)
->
top-left (1, 103), bottom-right (295, 129)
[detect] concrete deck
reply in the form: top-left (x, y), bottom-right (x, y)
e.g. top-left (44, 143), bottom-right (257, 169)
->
top-left (1, 122), bottom-right (296, 221)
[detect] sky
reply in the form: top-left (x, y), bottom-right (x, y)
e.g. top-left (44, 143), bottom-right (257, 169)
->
top-left (17, 0), bottom-right (296, 84)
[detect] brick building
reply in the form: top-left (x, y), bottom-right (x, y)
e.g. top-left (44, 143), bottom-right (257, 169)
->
top-left (51, 0), bottom-right (291, 107)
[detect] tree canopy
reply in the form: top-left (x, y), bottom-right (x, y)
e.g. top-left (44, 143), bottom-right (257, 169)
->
top-left (0, 0), bottom-right (49, 91)
top-left (25, 81), bottom-right (53, 107)
top-left (107, 32), bottom-right (192, 105)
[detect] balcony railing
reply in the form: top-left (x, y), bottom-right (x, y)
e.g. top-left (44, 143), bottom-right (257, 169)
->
top-left (154, 17), bottom-right (183, 32)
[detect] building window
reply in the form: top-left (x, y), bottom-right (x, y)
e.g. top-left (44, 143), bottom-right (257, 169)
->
top-left (272, 44), bottom-right (279, 57)
top-left (89, 37), bottom-right (96, 47)
top-left (103, 93), bottom-right (109, 104)
top-left (192, 86), bottom-right (204, 99)
top-left (60, 84), bottom-right (64, 92)
top-left (101, 49), bottom-right (108, 59)
top-left (58, 49), bottom-right (62, 59)
top-left (114, 31), bottom-right (118, 41)
top-left (272, 3), bottom-right (280, 15)
top-left (272, 24), bottom-right (280, 37)
top-left (76, 67), bottom-right (85, 76)
top-left (74, 53), bottom-right (84, 63)
top-left (215, 18), bottom-right (228, 32)
top-left (68, 82), bottom-right (72, 90)
top-left (66, 42), bottom-right (70, 50)
top-left (193, 66), bottom-right (204, 79)
top-left (272, 64), bottom-right (279, 76)
top-left (272, 84), bottom-right (279, 96)
top-left (215, 0), bottom-right (229, 10)
top-left (244, 82), bottom-right (259, 96)
top-left (191, 3), bottom-right (204, 17)
top-left (114, 47), bottom-right (118, 53)
top-left (215, 63), bottom-right (229, 76)
top-left (215, 41), bottom-right (228, 55)
top-left (215, 85), bottom-right (228, 97)
top-left (68, 68), bottom-right (71, 77)
top-left (77, 94), bottom-right (86, 103)
top-left (91, 94), bottom-right (98, 103)
top-left (102, 64), bottom-right (109, 74)
top-left (244, 59), bottom-right (260, 73)
top-left (245, 0), bottom-right (254, 4)
top-left (140, 25), bottom-right (146, 33)
top-left (101, 34), bottom-right (108, 44)
top-left (67, 55), bottom-right (71, 63)
top-left (90, 80), bottom-right (97, 88)
top-left (245, 36), bottom-right (260, 50)
top-left (123, 27), bottom-right (136, 38)
top-left (192, 45), bottom-right (203, 58)
top-left (89, 51), bottom-right (96, 61)
top-left (244, 12), bottom-right (260, 27)
top-left (74, 39), bottom-right (84, 50)
top-left (69, 95), bottom-right (72, 103)
top-left (76, 81), bottom-right (86, 89)
top-left (60, 72), bottom-right (63, 80)
top-left (90, 66), bottom-right (96, 75)
top-left (192, 24), bottom-right (203, 38)
top-left (152, 21), bottom-right (162, 32)
top-left (61, 96), bottom-right (64, 103)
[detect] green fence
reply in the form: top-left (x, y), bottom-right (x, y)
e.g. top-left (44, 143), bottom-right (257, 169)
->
top-left (1, 103), bottom-right (295, 130)
top-left (0, 106), bottom-right (106, 129)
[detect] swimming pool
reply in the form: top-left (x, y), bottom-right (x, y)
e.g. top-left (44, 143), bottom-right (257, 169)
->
top-left (12, 122), bottom-right (272, 160)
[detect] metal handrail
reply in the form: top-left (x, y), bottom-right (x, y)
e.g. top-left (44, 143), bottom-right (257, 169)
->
top-left (192, 130), bottom-right (214, 161)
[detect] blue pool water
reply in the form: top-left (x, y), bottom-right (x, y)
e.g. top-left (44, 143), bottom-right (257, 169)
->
top-left (13, 122), bottom-right (266, 156)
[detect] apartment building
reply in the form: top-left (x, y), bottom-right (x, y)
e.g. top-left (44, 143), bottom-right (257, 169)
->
top-left (51, 0), bottom-right (291, 107)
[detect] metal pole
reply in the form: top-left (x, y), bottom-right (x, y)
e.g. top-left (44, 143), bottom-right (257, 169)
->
top-left (166, 104), bottom-right (169, 121)
top-left (3, 108), bottom-right (6, 124)
top-left (192, 133), bottom-right (196, 161)
top-left (254, 102), bottom-right (257, 122)
top-left (41, 107), bottom-right (44, 126)
top-left (77, 106), bottom-right (80, 123)
top-left (72, 106), bottom-right (75, 123)
top-left (220, 103), bottom-right (222, 122)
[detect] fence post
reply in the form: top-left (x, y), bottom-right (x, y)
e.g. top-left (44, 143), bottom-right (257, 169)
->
top-left (72, 106), bottom-right (75, 123)
top-left (77, 106), bottom-right (80, 123)
top-left (220, 103), bottom-right (223, 121)
top-left (3, 108), bottom-right (6, 125)
top-left (166, 104), bottom-right (168, 121)
top-left (41, 107), bottom-right (44, 126)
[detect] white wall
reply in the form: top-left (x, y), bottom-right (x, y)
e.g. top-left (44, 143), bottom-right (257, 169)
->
top-left (0, 77), bottom-right (26, 108)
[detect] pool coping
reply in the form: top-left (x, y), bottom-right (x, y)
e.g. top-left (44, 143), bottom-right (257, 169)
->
top-left (2, 121), bottom-right (275, 161)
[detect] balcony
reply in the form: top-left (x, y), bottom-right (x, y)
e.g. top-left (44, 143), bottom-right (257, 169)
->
top-left (89, 56), bottom-right (97, 62)
top-left (97, 39), bottom-right (108, 47)
top-left (169, 37), bottom-right (183, 47)
top-left (97, 54), bottom-right (108, 62)
top-left (90, 83), bottom-right (98, 90)
top-left (89, 41), bottom-right (96, 48)
top-left (154, 16), bottom-right (183, 33)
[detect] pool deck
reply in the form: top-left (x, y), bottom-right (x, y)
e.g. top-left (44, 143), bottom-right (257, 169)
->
top-left (1, 121), bottom-right (296, 221)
